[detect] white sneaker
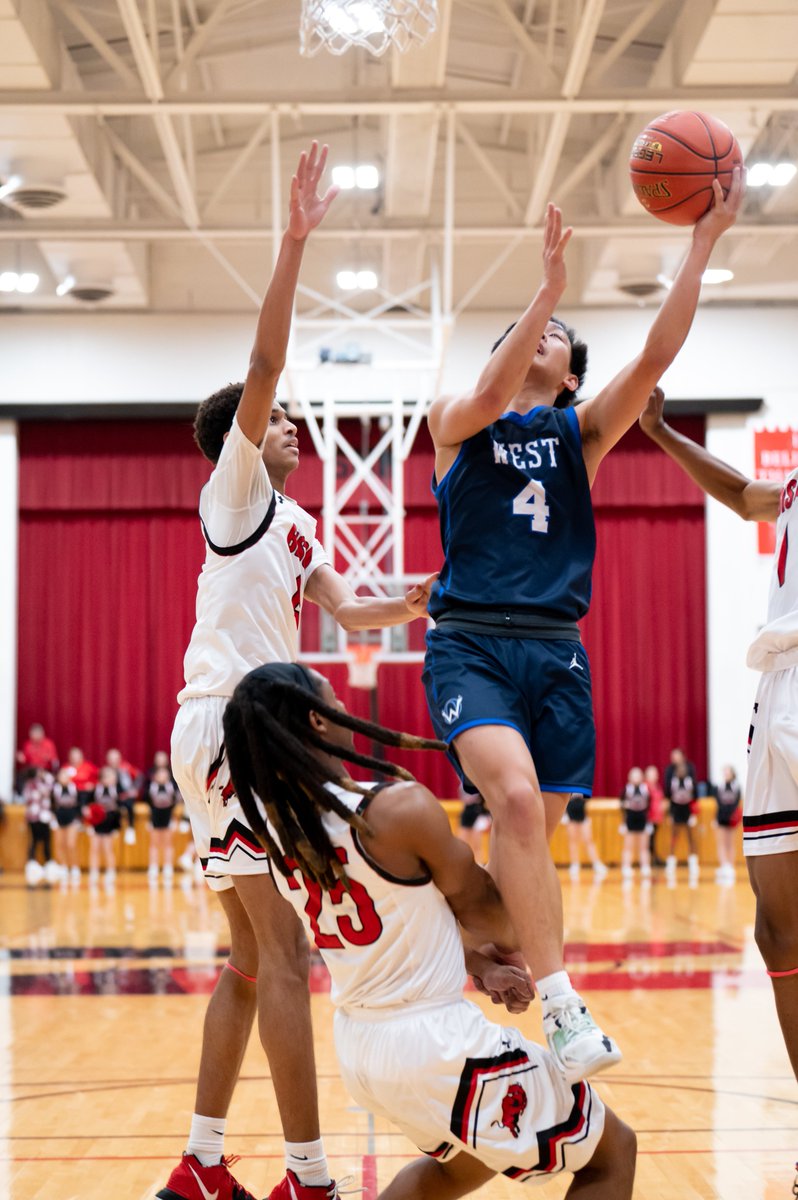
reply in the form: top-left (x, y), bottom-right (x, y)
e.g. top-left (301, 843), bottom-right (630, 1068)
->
top-left (688, 854), bottom-right (700, 879)
top-left (44, 860), bottom-right (62, 885)
top-left (640, 861), bottom-right (652, 879)
top-left (621, 864), bottom-right (633, 881)
top-left (88, 868), bottom-right (100, 887)
top-left (569, 863), bottom-right (580, 881)
top-left (70, 866), bottom-right (81, 886)
top-left (162, 865), bottom-right (174, 888)
top-left (148, 864), bottom-right (159, 887)
top-left (665, 855), bottom-right (677, 877)
top-left (24, 859), bottom-right (43, 887)
top-left (592, 861), bottom-right (608, 880)
top-left (104, 868), bottom-right (116, 890)
top-left (543, 993), bottom-right (623, 1082)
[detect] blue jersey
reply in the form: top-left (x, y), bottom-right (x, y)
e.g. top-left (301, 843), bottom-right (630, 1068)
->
top-left (429, 405), bottom-right (595, 621)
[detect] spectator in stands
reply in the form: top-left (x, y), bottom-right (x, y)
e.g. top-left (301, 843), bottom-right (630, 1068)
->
top-left (666, 760), bottom-right (700, 882)
top-left (644, 764), bottom-right (666, 866)
top-left (563, 794), bottom-right (607, 882)
top-left (664, 747), bottom-right (697, 800)
top-left (620, 767), bottom-right (651, 881)
top-left (714, 765), bottom-right (742, 887)
top-left (65, 746), bottom-right (99, 803)
top-left (145, 765), bottom-right (181, 887)
top-left (85, 764), bottom-right (122, 890)
top-left (51, 766), bottom-right (83, 886)
top-left (16, 723), bottom-right (58, 792)
top-left (22, 767), bottom-right (59, 886)
top-left (105, 748), bottom-right (141, 844)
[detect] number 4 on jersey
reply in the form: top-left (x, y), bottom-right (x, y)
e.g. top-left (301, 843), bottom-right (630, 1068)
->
top-left (512, 479), bottom-right (550, 533)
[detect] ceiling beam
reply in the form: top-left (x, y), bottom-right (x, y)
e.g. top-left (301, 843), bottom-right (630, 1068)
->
top-left (2, 89), bottom-right (798, 115)
top-left (1, 222), bottom-right (793, 241)
top-left (524, 0), bottom-right (607, 226)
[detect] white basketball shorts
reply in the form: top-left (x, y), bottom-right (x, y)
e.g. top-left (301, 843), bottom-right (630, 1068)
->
top-left (334, 998), bottom-right (605, 1183)
top-left (744, 666), bottom-right (798, 857)
top-left (171, 697), bottom-right (270, 891)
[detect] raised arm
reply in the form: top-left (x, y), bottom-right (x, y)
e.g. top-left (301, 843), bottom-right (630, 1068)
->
top-left (236, 142), bottom-right (338, 448)
top-left (427, 204), bottom-right (572, 450)
top-left (578, 167), bottom-right (744, 483)
top-left (639, 386), bottom-right (780, 521)
top-left (304, 564), bottom-right (437, 630)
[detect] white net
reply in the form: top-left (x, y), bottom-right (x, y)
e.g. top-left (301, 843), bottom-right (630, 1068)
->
top-left (300, 0), bottom-right (437, 57)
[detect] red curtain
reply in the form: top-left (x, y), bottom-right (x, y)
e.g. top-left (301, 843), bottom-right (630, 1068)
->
top-left (17, 415), bottom-right (705, 794)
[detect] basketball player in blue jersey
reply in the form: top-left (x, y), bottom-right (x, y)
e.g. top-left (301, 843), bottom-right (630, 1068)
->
top-left (423, 173), bottom-right (743, 1081)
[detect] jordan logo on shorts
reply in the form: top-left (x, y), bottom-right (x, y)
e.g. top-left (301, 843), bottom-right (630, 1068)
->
top-left (491, 1082), bottom-right (527, 1138)
top-left (441, 695), bottom-right (463, 725)
top-left (569, 652), bottom-right (583, 671)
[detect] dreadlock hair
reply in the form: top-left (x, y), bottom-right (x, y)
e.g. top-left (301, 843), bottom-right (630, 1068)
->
top-left (222, 662), bottom-right (447, 892)
top-left (194, 382), bottom-right (245, 463)
top-left (491, 317), bottom-right (588, 409)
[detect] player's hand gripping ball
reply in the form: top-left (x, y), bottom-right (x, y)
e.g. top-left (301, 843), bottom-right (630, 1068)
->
top-left (629, 110), bottom-right (742, 225)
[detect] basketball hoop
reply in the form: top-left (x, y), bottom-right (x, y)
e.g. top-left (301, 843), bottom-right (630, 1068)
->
top-left (300, 0), bottom-right (437, 57)
top-left (347, 642), bottom-right (380, 689)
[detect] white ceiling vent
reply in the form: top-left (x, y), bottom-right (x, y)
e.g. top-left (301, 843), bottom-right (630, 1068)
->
top-left (616, 277), bottom-right (663, 300)
top-left (2, 161), bottom-right (68, 210)
top-left (9, 181), bottom-right (68, 210)
top-left (66, 279), bottom-right (115, 303)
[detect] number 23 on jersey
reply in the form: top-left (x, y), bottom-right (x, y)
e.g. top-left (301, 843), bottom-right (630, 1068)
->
top-left (282, 847), bottom-right (383, 949)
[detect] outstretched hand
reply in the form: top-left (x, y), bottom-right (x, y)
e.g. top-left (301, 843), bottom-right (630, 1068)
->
top-left (404, 572), bottom-right (439, 618)
top-left (541, 202), bottom-right (573, 295)
top-left (693, 164), bottom-right (744, 245)
top-left (288, 141), bottom-right (339, 241)
top-left (638, 385), bottom-right (666, 438)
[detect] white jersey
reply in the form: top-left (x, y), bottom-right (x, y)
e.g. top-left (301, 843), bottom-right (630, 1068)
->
top-left (748, 468), bottom-right (798, 673)
top-left (268, 784), bottom-right (468, 1015)
top-left (178, 417), bottom-right (330, 702)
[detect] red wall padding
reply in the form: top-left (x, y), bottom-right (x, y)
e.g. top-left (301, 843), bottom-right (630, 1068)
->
top-left (17, 416), bottom-right (706, 794)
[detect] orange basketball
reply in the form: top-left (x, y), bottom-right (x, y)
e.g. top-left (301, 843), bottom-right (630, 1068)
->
top-left (629, 110), bottom-right (742, 226)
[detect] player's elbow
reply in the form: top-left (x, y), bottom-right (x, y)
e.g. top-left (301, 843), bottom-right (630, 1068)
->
top-left (249, 351), bottom-right (284, 385)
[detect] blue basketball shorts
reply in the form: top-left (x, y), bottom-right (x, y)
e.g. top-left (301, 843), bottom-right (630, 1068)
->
top-left (423, 627), bottom-right (595, 795)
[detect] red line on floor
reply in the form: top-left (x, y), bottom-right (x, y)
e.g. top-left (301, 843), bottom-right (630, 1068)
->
top-left (361, 1154), bottom-right (378, 1200)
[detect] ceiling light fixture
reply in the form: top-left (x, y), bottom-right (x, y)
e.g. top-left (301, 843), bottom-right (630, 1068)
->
top-left (336, 268), bottom-right (378, 290)
top-left (332, 163), bottom-right (380, 190)
top-left (701, 268), bottom-right (734, 285)
top-left (0, 269), bottom-right (39, 293)
top-left (747, 161), bottom-right (797, 188)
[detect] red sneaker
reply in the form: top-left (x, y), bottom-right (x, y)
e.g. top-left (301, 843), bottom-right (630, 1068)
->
top-left (268, 1170), bottom-right (339, 1200)
top-left (157, 1153), bottom-right (259, 1200)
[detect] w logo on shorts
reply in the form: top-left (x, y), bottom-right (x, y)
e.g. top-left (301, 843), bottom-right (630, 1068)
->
top-left (441, 695), bottom-right (463, 726)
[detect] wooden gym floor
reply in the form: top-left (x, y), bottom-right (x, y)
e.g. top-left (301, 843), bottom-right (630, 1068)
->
top-left (1, 867), bottom-right (794, 1200)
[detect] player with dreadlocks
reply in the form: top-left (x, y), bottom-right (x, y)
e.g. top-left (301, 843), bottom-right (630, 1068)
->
top-left (222, 662), bottom-right (637, 1200)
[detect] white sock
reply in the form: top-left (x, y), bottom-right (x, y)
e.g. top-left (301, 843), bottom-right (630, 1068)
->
top-left (285, 1138), bottom-right (331, 1187)
top-left (187, 1113), bottom-right (226, 1167)
top-left (537, 970), bottom-right (573, 1006)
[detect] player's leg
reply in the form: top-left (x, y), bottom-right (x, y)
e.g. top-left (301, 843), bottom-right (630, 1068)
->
top-left (377, 1151), bottom-right (495, 1200)
top-left (748, 851), bottom-right (798, 1079)
top-left (455, 726), bottom-right (619, 1079)
top-left (565, 1106), bottom-right (636, 1198)
top-left (457, 723), bottom-right (563, 977)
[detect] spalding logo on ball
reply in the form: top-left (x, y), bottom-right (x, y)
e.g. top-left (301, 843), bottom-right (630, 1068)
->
top-left (629, 110), bottom-right (742, 225)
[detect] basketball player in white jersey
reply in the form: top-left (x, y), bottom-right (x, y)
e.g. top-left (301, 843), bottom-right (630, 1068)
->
top-left (221, 661), bottom-right (637, 1200)
top-left (159, 143), bottom-right (435, 1200)
top-left (639, 388), bottom-right (798, 1097)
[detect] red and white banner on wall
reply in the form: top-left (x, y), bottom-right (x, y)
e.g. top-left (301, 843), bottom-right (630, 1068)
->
top-left (754, 429), bottom-right (798, 554)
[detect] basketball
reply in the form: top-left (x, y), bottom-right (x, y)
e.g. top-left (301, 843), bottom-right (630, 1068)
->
top-left (629, 110), bottom-right (742, 226)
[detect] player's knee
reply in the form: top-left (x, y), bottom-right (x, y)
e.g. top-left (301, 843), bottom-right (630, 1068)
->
top-left (754, 898), bottom-right (798, 967)
top-left (490, 782), bottom-right (545, 840)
